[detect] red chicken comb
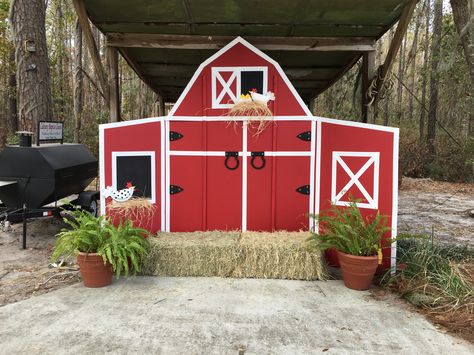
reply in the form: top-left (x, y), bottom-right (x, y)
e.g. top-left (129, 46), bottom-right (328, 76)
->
top-left (250, 88), bottom-right (258, 92)
top-left (126, 182), bottom-right (134, 188)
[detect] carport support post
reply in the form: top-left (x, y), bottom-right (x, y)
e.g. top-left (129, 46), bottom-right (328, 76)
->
top-left (107, 46), bottom-right (120, 123)
top-left (159, 96), bottom-right (165, 116)
top-left (361, 51), bottom-right (375, 123)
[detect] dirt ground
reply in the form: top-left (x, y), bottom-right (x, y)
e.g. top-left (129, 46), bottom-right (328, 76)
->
top-left (398, 177), bottom-right (474, 246)
top-left (0, 217), bottom-right (80, 307)
top-left (0, 177), bottom-right (472, 342)
top-left (390, 177), bottom-right (474, 343)
top-left (371, 284), bottom-right (474, 344)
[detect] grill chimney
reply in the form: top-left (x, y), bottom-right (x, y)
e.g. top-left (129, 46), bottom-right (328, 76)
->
top-left (17, 131), bottom-right (33, 147)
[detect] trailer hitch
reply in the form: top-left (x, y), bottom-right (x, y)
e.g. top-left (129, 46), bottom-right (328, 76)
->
top-left (250, 152), bottom-right (266, 170)
top-left (224, 152), bottom-right (240, 170)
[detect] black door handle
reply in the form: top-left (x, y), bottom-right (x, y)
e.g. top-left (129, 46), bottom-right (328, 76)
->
top-left (224, 152), bottom-right (240, 170)
top-left (250, 152), bottom-right (266, 170)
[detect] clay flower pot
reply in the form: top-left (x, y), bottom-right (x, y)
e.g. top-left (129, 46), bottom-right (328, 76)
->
top-left (76, 252), bottom-right (113, 288)
top-left (337, 250), bottom-right (378, 290)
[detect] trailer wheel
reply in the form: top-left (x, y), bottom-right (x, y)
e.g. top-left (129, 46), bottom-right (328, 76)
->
top-left (88, 199), bottom-right (98, 217)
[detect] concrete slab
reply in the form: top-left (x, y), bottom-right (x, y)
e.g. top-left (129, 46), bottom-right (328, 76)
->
top-left (0, 277), bottom-right (472, 354)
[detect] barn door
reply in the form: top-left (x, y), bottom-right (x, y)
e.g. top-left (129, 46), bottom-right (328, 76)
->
top-left (246, 120), bottom-right (314, 231)
top-left (102, 120), bottom-right (165, 233)
top-left (167, 121), bottom-right (243, 232)
top-left (315, 119), bottom-right (398, 269)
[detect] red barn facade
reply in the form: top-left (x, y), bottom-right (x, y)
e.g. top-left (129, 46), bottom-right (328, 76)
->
top-left (100, 37), bottom-right (399, 269)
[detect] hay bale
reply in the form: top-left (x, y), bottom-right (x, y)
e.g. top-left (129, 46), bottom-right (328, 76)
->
top-left (235, 232), bottom-right (327, 280)
top-left (142, 231), bottom-right (327, 280)
top-left (142, 231), bottom-right (242, 277)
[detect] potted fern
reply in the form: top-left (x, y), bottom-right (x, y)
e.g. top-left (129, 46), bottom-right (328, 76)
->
top-left (52, 209), bottom-right (151, 287)
top-left (308, 202), bottom-right (390, 290)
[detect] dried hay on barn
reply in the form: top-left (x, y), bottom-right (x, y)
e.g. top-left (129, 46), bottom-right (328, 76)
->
top-left (108, 197), bottom-right (157, 230)
top-left (226, 101), bottom-right (274, 135)
top-left (142, 231), bottom-right (327, 280)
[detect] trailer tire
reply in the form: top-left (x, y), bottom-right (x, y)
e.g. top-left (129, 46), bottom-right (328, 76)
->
top-left (88, 199), bottom-right (98, 217)
top-left (77, 191), bottom-right (100, 217)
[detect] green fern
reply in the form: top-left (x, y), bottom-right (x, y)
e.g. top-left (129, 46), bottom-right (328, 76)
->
top-left (308, 201), bottom-right (390, 256)
top-left (52, 209), bottom-right (151, 278)
top-left (99, 219), bottom-right (151, 277)
top-left (52, 209), bottom-right (107, 259)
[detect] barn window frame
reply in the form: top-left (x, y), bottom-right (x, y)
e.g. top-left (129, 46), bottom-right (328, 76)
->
top-left (111, 151), bottom-right (156, 204)
top-left (330, 151), bottom-right (380, 210)
top-left (211, 66), bottom-right (268, 109)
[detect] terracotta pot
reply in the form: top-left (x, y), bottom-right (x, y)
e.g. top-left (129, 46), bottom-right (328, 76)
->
top-left (337, 250), bottom-right (378, 290)
top-left (76, 252), bottom-right (113, 288)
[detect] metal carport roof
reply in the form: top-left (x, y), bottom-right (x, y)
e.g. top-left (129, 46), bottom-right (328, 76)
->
top-left (80, 0), bottom-right (414, 104)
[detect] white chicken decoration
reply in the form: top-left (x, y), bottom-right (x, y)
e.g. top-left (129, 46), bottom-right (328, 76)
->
top-left (250, 88), bottom-right (275, 105)
top-left (103, 182), bottom-right (135, 202)
top-left (236, 88), bottom-right (276, 106)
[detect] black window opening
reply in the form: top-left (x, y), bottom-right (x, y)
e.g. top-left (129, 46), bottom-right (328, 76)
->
top-left (241, 71), bottom-right (264, 95)
top-left (115, 155), bottom-right (152, 199)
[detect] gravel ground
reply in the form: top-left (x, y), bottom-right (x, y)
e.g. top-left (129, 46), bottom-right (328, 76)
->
top-left (398, 177), bottom-right (474, 246)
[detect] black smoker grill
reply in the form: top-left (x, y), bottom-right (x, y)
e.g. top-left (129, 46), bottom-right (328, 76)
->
top-left (0, 136), bottom-right (99, 248)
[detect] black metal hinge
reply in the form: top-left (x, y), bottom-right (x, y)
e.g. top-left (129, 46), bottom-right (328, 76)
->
top-left (296, 185), bottom-right (310, 195)
top-left (297, 131), bottom-right (311, 141)
top-left (170, 131), bottom-right (184, 141)
top-left (170, 185), bottom-right (184, 194)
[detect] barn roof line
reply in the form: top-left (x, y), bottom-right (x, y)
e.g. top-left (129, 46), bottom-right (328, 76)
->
top-left (168, 37), bottom-right (312, 117)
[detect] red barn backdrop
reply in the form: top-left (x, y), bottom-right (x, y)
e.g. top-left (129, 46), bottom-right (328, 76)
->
top-left (99, 37), bottom-right (399, 269)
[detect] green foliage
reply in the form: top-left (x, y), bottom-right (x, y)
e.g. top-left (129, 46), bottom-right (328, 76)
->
top-left (0, 0), bottom-right (9, 19)
top-left (52, 209), bottom-right (107, 258)
top-left (79, 113), bottom-right (106, 158)
top-left (384, 237), bottom-right (473, 309)
top-left (400, 128), bottom-right (474, 182)
top-left (465, 137), bottom-right (474, 167)
top-left (52, 209), bottom-right (151, 277)
top-left (0, 0), bottom-right (13, 66)
top-left (307, 202), bottom-right (390, 256)
top-left (397, 237), bottom-right (474, 262)
top-left (6, 134), bottom-right (18, 145)
top-left (99, 219), bottom-right (151, 278)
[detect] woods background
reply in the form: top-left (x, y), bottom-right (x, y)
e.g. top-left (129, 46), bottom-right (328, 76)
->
top-left (0, 0), bottom-right (473, 182)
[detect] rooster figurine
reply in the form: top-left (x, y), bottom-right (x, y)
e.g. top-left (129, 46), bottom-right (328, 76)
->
top-left (250, 88), bottom-right (275, 105)
top-left (103, 182), bottom-right (135, 202)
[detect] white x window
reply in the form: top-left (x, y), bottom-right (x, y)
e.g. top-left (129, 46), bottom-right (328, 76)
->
top-left (211, 67), bottom-right (268, 109)
top-left (214, 71), bottom-right (238, 107)
top-left (331, 152), bottom-right (380, 209)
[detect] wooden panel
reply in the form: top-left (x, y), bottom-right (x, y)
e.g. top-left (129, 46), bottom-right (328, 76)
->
top-left (107, 33), bottom-right (376, 51)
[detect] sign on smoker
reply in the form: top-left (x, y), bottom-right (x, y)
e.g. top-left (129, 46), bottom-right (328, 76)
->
top-left (38, 121), bottom-right (63, 142)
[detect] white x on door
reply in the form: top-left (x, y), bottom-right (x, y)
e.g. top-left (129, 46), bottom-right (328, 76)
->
top-left (331, 151), bottom-right (380, 209)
